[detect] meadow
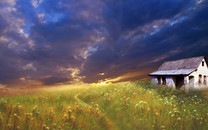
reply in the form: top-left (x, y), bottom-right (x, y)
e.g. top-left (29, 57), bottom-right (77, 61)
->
top-left (1, 81), bottom-right (208, 130)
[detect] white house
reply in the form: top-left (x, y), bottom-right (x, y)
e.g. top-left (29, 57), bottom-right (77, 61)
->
top-left (149, 56), bottom-right (208, 90)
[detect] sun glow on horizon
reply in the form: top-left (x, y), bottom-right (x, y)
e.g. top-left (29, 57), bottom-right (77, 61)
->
top-left (95, 72), bottom-right (143, 85)
top-left (96, 81), bottom-right (108, 85)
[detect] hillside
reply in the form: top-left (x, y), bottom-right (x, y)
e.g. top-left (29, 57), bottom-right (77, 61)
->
top-left (1, 82), bottom-right (208, 129)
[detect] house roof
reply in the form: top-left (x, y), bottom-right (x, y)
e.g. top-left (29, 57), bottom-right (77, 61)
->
top-left (150, 56), bottom-right (205, 76)
top-left (150, 69), bottom-right (196, 75)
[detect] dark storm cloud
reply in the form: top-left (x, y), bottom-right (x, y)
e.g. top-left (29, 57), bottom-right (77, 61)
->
top-left (0, 0), bottom-right (208, 87)
top-left (0, 0), bottom-right (74, 86)
top-left (0, 10), bottom-right (24, 85)
top-left (0, 45), bottom-right (21, 84)
top-left (15, 0), bottom-right (105, 85)
top-left (103, 0), bottom-right (192, 30)
top-left (80, 0), bottom-right (208, 83)
top-left (40, 76), bottom-right (70, 85)
top-left (0, 15), bottom-right (7, 33)
top-left (100, 0), bottom-right (194, 44)
top-left (138, 1), bottom-right (208, 59)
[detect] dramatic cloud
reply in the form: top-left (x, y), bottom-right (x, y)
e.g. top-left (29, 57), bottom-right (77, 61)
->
top-left (0, 0), bottom-right (208, 87)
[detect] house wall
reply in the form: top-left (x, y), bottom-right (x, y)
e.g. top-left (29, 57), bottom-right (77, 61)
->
top-left (151, 76), bottom-right (157, 84)
top-left (151, 76), bottom-right (176, 89)
top-left (184, 76), bottom-right (192, 90)
top-left (166, 76), bottom-right (176, 89)
top-left (189, 58), bottom-right (208, 88)
top-left (151, 76), bottom-right (163, 84)
top-left (184, 76), bottom-right (188, 85)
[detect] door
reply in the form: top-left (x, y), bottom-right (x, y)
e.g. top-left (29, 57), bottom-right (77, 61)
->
top-left (162, 77), bottom-right (166, 85)
top-left (176, 76), bottom-right (184, 89)
top-left (157, 76), bottom-right (161, 84)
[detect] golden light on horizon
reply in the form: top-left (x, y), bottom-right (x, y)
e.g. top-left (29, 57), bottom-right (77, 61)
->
top-left (19, 77), bottom-right (26, 81)
top-left (96, 71), bottom-right (143, 85)
top-left (98, 73), bottom-right (105, 76)
top-left (96, 81), bottom-right (108, 85)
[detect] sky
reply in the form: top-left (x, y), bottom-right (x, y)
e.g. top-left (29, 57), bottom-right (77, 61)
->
top-left (0, 0), bottom-right (208, 88)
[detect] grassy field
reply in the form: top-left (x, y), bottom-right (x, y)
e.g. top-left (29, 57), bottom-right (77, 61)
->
top-left (1, 81), bottom-right (208, 130)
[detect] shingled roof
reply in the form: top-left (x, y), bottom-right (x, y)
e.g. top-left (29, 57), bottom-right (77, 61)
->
top-left (150, 56), bottom-right (205, 76)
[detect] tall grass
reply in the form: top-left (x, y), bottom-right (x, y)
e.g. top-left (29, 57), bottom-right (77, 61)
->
top-left (1, 81), bottom-right (208, 129)
top-left (79, 82), bottom-right (208, 130)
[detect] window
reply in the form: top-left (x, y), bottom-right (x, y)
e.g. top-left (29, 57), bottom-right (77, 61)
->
top-left (199, 74), bottom-right (202, 85)
top-left (204, 76), bottom-right (207, 85)
top-left (202, 61), bottom-right (204, 66)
